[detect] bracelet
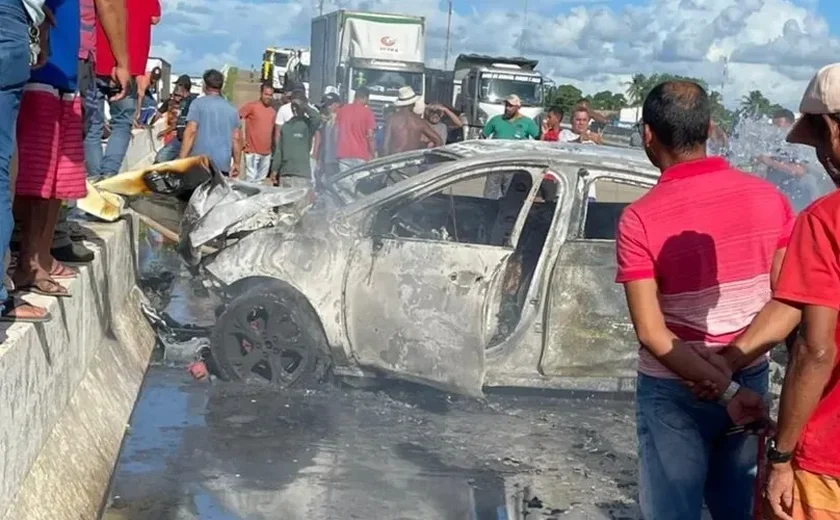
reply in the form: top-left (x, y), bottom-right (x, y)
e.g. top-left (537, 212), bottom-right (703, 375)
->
top-left (718, 381), bottom-right (741, 405)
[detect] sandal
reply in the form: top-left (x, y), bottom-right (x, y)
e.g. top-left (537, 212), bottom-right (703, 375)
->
top-left (49, 262), bottom-right (77, 280)
top-left (13, 278), bottom-right (71, 298)
top-left (0, 298), bottom-right (52, 323)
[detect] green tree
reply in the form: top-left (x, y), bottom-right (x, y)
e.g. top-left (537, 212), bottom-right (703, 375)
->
top-left (590, 90), bottom-right (627, 111)
top-left (625, 74), bottom-right (648, 106)
top-left (740, 90), bottom-right (772, 118)
top-left (545, 84), bottom-right (583, 113)
top-left (708, 90), bottom-right (735, 132)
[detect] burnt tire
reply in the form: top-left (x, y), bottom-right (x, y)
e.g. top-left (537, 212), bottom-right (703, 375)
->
top-left (210, 283), bottom-right (330, 387)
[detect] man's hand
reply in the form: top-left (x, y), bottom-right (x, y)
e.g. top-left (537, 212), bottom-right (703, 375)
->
top-left (110, 66), bottom-right (131, 101)
top-left (151, 16), bottom-right (161, 25)
top-left (685, 347), bottom-right (734, 400)
top-left (230, 164), bottom-right (240, 179)
top-left (765, 462), bottom-right (795, 520)
top-left (726, 387), bottom-right (767, 425)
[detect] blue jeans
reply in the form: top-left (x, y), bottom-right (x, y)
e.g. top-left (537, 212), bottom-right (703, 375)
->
top-left (637, 362), bottom-right (769, 520)
top-left (84, 76), bottom-right (136, 176)
top-left (0, 0), bottom-right (30, 310)
top-left (154, 138), bottom-right (181, 163)
top-left (337, 158), bottom-right (365, 173)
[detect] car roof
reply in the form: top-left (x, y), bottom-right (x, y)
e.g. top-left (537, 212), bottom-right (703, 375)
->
top-left (441, 139), bottom-right (655, 169)
top-left (337, 141), bottom-right (660, 214)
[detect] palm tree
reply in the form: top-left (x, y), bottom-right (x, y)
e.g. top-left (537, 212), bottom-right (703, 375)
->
top-left (740, 90), bottom-right (771, 118)
top-left (625, 74), bottom-right (647, 106)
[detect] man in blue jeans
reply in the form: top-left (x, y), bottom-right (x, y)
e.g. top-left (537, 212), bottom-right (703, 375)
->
top-left (0, 0), bottom-right (49, 321)
top-left (616, 81), bottom-right (792, 519)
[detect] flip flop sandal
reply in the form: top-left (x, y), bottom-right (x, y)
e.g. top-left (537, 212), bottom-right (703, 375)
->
top-left (14, 278), bottom-right (71, 298)
top-left (0, 298), bottom-right (52, 323)
top-left (49, 262), bottom-right (77, 280)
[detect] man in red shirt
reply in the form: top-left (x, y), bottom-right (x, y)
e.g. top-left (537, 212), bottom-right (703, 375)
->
top-left (616, 81), bottom-right (793, 519)
top-left (335, 86), bottom-right (376, 172)
top-left (718, 63), bottom-right (840, 520)
top-left (85, 0), bottom-right (160, 177)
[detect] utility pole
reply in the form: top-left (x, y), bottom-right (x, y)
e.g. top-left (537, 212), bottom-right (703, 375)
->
top-left (444, 0), bottom-right (453, 70)
top-left (319, 0), bottom-right (324, 16)
top-left (519, 0), bottom-right (529, 56)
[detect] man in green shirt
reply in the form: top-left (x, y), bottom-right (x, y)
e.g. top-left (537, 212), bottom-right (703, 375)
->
top-left (482, 94), bottom-right (539, 197)
top-left (273, 99), bottom-right (321, 189)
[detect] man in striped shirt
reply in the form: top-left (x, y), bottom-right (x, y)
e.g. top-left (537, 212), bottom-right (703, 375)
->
top-left (616, 81), bottom-right (794, 519)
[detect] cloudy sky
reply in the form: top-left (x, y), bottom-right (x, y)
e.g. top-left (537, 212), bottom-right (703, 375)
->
top-left (151, 0), bottom-right (840, 109)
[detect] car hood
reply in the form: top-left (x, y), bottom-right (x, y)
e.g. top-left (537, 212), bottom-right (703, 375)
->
top-left (180, 170), bottom-right (313, 266)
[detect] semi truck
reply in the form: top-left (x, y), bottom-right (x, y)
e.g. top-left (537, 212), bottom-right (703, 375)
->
top-left (310, 10), bottom-right (425, 124)
top-left (453, 54), bottom-right (546, 139)
top-left (286, 48), bottom-right (311, 98)
top-left (261, 47), bottom-right (297, 93)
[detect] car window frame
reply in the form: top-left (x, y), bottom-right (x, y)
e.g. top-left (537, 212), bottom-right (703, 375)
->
top-left (570, 171), bottom-right (656, 241)
top-left (366, 164), bottom-right (549, 250)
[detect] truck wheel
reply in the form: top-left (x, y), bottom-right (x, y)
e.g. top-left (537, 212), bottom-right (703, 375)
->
top-left (210, 284), bottom-right (330, 387)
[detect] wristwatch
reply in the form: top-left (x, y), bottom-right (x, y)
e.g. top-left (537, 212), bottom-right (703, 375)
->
top-left (767, 439), bottom-right (794, 465)
top-left (718, 381), bottom-right (741, 405)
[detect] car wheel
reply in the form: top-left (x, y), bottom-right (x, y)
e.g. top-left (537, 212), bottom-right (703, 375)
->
top-left (210, 283), bottom-right (330, 387)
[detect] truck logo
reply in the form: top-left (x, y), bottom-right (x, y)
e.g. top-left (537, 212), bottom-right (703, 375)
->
top-left (380, 36), bottom-right (396, 47)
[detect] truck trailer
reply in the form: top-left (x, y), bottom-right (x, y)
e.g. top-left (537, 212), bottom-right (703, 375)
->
top-left (310, 10), bottom-right (425, 124)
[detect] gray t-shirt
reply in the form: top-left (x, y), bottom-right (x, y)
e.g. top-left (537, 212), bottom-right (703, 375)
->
top-left (432, 122), bottom-right (448, 145)
top-left (186, 94), bottom-right (241, 172)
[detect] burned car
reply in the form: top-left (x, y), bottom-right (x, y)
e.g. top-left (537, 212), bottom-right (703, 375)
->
top-left (168, 141), bottom-right (659, 396)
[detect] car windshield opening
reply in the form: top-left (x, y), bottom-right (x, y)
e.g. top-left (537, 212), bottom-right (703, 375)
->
top-left (583, 177), bottom-right (650, 239)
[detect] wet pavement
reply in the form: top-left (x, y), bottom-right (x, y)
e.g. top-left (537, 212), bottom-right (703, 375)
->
top-left (101, 369), bottom-right (640, 520)
top-left (103, 229), bottom-right (641, 520)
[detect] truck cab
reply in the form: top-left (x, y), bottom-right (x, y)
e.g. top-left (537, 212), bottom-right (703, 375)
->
top-left (261, 47), bottom-right (296, 93)
top-left (453, 55), bottom-right (545, 140)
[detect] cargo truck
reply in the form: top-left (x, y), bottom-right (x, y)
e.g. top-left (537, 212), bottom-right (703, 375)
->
top-left (453, 54), bottom-right (545, 139)
top-left (310, 10), bottom-right (425, 124)
top-left (261, 47), bottom-right (297, 93)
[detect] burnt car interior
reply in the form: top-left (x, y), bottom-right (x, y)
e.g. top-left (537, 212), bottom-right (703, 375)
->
top-left (372, 170), bottom-right (535, 246)
top-left (582, 177), bottom-right (650, 239)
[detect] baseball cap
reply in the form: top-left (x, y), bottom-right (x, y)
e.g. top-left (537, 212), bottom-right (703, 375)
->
top-left (787, 63), bottom-right (840, 147)
top-left (505, 94), bottom-right (522, 107)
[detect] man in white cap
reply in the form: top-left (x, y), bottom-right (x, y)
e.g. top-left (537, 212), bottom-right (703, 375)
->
top-left (382, 86), bottom-right (442, 156)
top-left (711, 63), bottom-right (840, 519)
top-left (481, 94), bottom-right (539, 198)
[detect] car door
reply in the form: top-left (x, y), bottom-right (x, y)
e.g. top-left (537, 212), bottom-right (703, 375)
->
top-left (343, 165), bottom-right (545, 396)
top-left (540, 172), bottom-right (654, 382)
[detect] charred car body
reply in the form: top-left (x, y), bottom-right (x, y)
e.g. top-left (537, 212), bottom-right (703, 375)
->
top-left (114, 142), bottom-right (659, 396)
top-left (165, 142), bottom-right (658, 396)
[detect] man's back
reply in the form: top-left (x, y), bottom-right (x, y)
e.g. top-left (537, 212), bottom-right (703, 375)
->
top-left (336, 103), bottom-right (375, 161)
top-left (385, 110), bottom-right (431, 155)
top-left (187, 95), bottom-right (240, 172)
top-left (617, 157), bottom-right (794, 377)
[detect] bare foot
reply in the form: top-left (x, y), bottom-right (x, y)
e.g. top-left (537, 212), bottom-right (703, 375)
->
top-left (1, 299), bottom-right (49, 321)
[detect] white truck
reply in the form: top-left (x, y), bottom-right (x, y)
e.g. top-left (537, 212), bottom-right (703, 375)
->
top-left (262, 47), bottom-right (297, 93)
top-left (310, 10), bottom-right (425, 124)
top-left (453, 54), bottom-right (546, 139)
top-left (286, 48), bottom-right (311, 98)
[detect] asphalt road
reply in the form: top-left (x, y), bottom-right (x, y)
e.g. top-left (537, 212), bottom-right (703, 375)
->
top-left (101, 369), bottom-right (641, 520)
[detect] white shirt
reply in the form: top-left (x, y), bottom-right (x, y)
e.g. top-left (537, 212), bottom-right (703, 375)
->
top-left (558, 129), bottom-right (579, 142)
top-left (275, 103), bottom-right (294, 127)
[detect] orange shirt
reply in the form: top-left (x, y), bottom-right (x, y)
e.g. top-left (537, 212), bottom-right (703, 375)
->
top-left (238, 101), bottom-right (277, 156)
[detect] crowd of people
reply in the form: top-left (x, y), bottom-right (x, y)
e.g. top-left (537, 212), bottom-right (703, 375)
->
top-left (0, 0), bottom-right (161, 322)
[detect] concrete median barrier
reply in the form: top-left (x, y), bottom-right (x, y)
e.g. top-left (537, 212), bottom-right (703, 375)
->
top-left (0, 126), bottom-right (162, 520)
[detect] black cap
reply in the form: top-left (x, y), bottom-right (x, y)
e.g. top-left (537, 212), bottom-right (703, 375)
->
top-left (323, 93), bottom-right (341, 105)
top-left (175, 74), bottom-right (192, 89)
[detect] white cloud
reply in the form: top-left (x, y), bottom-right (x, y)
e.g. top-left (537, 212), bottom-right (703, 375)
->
top-left (149, 0), bottom-right (840, 109)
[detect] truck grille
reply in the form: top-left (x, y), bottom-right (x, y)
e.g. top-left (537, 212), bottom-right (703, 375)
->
top-left (367, 99), bottom-right (390, 126)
